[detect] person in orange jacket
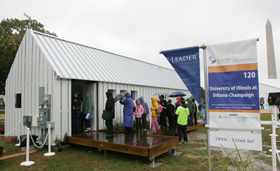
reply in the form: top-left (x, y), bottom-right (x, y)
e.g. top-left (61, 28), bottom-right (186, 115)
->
top-left (151, 96), bottom-right (160, 132)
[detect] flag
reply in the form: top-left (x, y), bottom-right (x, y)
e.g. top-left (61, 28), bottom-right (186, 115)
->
top-left (161, 46), bottom-right (200, 103)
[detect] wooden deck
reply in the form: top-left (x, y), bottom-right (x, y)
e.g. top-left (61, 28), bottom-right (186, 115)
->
top-left (68, 124), bottom-right (204, 160)
top-left (0, 121), bottom-right (4, 132)
top-left (68, 131), bottom-right (178, 160)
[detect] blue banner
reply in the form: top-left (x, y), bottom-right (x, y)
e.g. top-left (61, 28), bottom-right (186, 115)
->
top-left (161, 46), bottom-right (200, 103)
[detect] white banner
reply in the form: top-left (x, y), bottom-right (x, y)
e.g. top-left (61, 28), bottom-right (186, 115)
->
top-left (207, 39), bottom-right (262, 151)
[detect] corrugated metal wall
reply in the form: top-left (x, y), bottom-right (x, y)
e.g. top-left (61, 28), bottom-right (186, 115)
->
top-left (97, 82), bottom-right (189, 130)
top-left (5, 30), bottom-right (71, 144)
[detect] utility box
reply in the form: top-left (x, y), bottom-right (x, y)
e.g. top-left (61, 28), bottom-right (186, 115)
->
top-left (23, 115), bottom-right (32, 128)
top-left (31, 116), bottom-right (38, 127)
top-left (38, 108), bottom-right (50, 129)
top-left (46, 121), bottom-right (55, 128)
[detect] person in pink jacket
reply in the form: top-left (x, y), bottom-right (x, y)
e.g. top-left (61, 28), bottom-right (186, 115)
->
top-left (134, 99), bottom-right (144, 131)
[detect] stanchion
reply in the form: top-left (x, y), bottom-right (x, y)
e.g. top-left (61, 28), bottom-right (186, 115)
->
top-left (44, 124), bottom-right (55, 157)
top-left (20, 127), bottom-right (35, 166)
top-left (15, 120), bottom-right (21, 147)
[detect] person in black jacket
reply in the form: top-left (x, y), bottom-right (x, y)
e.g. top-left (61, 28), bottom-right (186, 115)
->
top-left (167, 99), bottom-right (175, 132)
top-left (105, 91), bottom-right (115, 138)
top-left (160, 95), bottom-right (168, 130)
top-left (193, 98), bottom-right (198, 125)
top-left (72, 92), bottom-right (82, 134)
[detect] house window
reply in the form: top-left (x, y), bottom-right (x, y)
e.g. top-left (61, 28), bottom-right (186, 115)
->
top-left (131, 91), bottom-right (137, 100)
top-left (15, 93), bottom-right (21, 108)
top-left (107, 89), bottom-right (116, 97)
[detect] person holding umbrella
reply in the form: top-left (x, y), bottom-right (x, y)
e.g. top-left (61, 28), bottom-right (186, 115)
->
top-left (120, 93), bottom-right (135, 134)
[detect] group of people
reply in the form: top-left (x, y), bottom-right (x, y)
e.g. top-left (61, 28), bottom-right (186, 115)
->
top-left (72, 91), bottom-right (206, 143)
top-left (72, 92), bottom-right (92, 134)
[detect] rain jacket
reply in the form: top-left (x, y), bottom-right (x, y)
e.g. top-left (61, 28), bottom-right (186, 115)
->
top-left (175, 104), bottom-right (190, 126)
top-left (105, 92), bottom-right (115, 119)
top-left (120, 93), bottom-right (134, 127)
top-left (84, 93), bottom-right (92, 114)
top-left (151, 96), bottom-right (159, 117)
top-left (139, 96), bottom-right (149, 114)
top-left (188, 100), bottom-right (195, 113)
top-left (133, 104), bottom-right (144, 118)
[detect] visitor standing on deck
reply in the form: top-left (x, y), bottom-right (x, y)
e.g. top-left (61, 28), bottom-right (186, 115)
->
top-left (120, 93), bottom-right (135, 134)
top-left (72, 92), bottom-right (82, 134)
top-left (160, 95), bottom-right (168, 130)
top-left (83, 93), bottom-right (93, 132)
top-left (187, 97), bottom-right (195, 126)
top-left (139, 96), bottom-right (149, 131)
top-left (151, 96), bottom-right (160, 132)
top-left (134, 99), bottom-right (144, 131)
top-left (105, 91), bottom-right (115, 138)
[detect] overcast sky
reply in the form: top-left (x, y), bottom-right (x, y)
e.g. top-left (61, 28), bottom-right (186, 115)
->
top-left (1, 0), bottom-right (279, 83)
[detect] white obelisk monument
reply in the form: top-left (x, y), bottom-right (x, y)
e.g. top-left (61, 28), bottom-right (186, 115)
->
top-left (266, 19), bottom-right (277, 79)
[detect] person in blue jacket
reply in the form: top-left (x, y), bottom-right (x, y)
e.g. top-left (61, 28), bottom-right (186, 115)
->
top-left (120, 93), bottom-right (135, 134)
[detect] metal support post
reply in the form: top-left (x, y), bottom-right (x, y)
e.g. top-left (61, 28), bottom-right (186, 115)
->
top-left (201, 44), bottom-right (211, 171)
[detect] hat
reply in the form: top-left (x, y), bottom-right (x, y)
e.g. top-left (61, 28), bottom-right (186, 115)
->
top-left (157, 98), bottom-right (160, 102)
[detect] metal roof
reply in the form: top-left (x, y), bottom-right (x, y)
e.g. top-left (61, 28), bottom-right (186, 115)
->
top-left (31, 30), bottom-right (187, 90)
top-left (259, 79), bottom-right (280, 90)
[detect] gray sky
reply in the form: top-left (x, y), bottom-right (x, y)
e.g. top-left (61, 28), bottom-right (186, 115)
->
top-left (1, 0), bottom-right (279, 83)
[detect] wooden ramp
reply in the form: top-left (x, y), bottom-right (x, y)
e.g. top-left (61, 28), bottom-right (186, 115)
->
top-left (68, 131), bottom-right (178, 160)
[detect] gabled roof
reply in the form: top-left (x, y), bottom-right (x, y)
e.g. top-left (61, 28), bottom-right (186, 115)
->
top-left (30, 30), bottom-right (187, 90)
top-left (259, 79), bottom-right (280, 90)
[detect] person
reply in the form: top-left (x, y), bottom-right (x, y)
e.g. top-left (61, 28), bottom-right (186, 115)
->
top-left (175, 99), bottom-right (190, 144)
top-left (72, 92), bottom-right (81, 134)
top-left (167, 99), bottom-right (175, 135)
top-left (105, 91), bottom-right (115, 138)
top-left (139, 96), bottom-right (149, 131)
top-left (187, 97), bottom-right (195, 126)
top-left (151, 96), bottom-right (160, 132)
top-left (175, 96), bottom-right (182, 108)
top-left (193, 98), bottom-right (198, 125)
top-left (134, 99), bottom-right (144, 131)
top-left (159, 95), bottom-right (168, 130)
top-left (157, 98), bottom-right (162, 124)
top-left (199, 102), bottom-right (206, 124)
top-left (120, 93), bottom-right (135, 134)
top-left (83, 93), bottom-right (92, 132)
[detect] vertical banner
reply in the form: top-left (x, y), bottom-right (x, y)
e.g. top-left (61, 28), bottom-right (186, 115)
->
top-left (161, 46), bottom-right (201, 103)
top-left (207, 39), bottom-right (262, 151)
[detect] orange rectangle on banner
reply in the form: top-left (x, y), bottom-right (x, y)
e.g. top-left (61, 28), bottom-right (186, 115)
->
top-left (209, 109), bottom-right (260, 113)
top-left (208, 63), bottom-right (258, 73)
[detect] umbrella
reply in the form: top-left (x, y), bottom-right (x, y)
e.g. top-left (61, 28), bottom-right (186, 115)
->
top-left (169, 91), bottom-right (186, 97)
top-left (114, 91), bottom-right (128, 102)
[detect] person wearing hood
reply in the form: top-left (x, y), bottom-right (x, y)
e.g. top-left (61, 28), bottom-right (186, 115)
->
top-left (120, 93), bottom-right (135, 134)
top-left (83, 93), bottom-right (93, 132)
top-left (134, 99), bottom-right (144, 131)
top-left (175, 96), bottom-right (182, 108)
top-left (176, 99), bottom-right (190, 144)
top-left (105, 91), bottom-right (115, 138)
top-left (159, 95), bottom-right (168, 130)
top-left (139, 96), bottom-right (149, 131)
top-left (187, 97), bottom-right (195, 126)
top-left (151, 96), bottom-right (160, 132)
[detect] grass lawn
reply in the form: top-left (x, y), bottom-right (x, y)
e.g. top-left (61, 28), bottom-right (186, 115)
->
top-left (0, 113), bottom-right (278, 170)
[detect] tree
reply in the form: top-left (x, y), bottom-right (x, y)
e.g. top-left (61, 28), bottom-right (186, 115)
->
top-left (0, 18), bottom-right (56, 94)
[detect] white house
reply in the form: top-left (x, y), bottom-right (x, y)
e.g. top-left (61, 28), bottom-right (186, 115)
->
top-left (5, 29), bottom-right (189, 144)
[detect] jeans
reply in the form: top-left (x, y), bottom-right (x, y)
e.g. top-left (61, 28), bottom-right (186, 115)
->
top-left (105, 119), bottom-right (114, 136)
top-left (178, 125), bottom-right (187, 142)
top-left (72, 110), bottom-right (81, 134)
top-left (135, 118), bottom-right (142, 130)
top-left (152, 116), bottom-right (160, 132)
top-left (142, 114), bottom-right (147, 129)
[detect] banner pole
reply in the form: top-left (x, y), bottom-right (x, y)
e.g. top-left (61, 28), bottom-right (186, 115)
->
top-left (201, 44), bottom-right (211, 171)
